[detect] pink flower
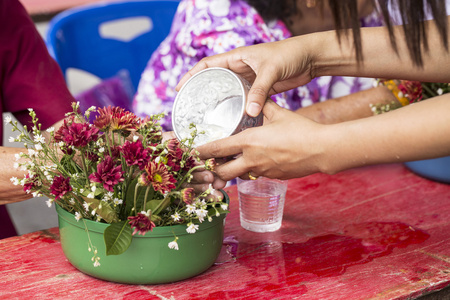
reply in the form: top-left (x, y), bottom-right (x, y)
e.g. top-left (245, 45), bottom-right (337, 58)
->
top-left (50, 175), bottom-right (72, 200)
top-left (139, 161), bottom-right (176, 194)
top-left (120, 140), bottom-right (149, 170)
top-left (89, 156), bottom-right (124, 192)
top-left (94, 106), bottom-right (140, 132)
top-left (128, 213), bottom-right (155, 235)
top-left (23, 174), bottom-right (38, 193)
top-left (64, 122), bottom-right (100, 148)
top-left (181, 188), bottom-right (195, 205)
top-left (398, 80), bottom-right (423, 103)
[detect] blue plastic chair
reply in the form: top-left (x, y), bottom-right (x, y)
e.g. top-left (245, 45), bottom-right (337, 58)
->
top-left (46, 0), bottom-right (180, 91)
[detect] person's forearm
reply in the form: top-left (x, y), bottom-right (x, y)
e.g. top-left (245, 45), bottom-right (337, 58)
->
top-left (0, 147), bottom-right (32, 204)
top-left (307, 17), bottom-right (450, 82)
top-left (0, 119), bottom-right (65, 205)
top-left (296, 86), bottom-right (398, 124)
top-left (317, 95), bottom-right (450, 174)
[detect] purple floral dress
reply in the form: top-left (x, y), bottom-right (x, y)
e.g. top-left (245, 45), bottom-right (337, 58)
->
top-left (133, 0), bottom-right (384, 130)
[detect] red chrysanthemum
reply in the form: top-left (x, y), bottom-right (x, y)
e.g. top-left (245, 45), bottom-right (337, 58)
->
top-left (89, 156), bottom-right (124, 192)
top-left (205, 158), bottom-right (216, 171)
top-left (182, 156), bottom-right (197, 173)
top-left (398, 80), bottom-right (423, 103)
top-left (120, 140), bottom-right (149, 170)
top-left (50, 175), bottom-right (72, 200)
top-left (23, 173), bottom-right (38, 193)
top-left (63, 122), bottom-right (100, 148)
top-left (93, 106), bottom-right (140, 132)
top-left (128, 213), bottom-right (155, 235)
top-left (181, 188), bottom-right (196, 205)
top-left (53, 116), bottom-right (74, 143)
top-left (139, 161), bottom-right (176, 194)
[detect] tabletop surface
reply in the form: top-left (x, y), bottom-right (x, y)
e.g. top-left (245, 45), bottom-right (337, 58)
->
top-left (2, 163), bottom-right (450, 300)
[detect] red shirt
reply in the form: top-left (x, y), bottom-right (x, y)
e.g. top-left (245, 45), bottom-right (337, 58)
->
top-left (0, 0), bottom-right (74, 238)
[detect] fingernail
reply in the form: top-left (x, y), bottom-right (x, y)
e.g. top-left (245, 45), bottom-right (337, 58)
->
top-left (247, 102), bottom-right (261, 117)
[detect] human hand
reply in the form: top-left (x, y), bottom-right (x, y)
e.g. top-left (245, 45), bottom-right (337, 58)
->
top-left (195, 100), bottom-right (326, 181)
top-left (163, 131), bottom-right (227, 198)
top-left (176, 38), bottom-right (315, 117)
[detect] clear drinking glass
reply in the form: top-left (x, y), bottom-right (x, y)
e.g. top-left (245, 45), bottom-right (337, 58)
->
top-left (237, 177), bottom-right (288, 232)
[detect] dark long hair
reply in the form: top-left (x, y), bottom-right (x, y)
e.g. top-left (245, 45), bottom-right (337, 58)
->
top-left (244, 0), bottom-right (448, 66)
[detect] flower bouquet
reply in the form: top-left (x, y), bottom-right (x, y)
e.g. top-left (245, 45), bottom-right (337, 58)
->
top-left (8, 103), bottom-right (229, 283)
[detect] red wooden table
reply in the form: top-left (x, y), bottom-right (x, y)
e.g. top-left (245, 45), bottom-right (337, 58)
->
top-left (2, 164), bottom-right (450, 300)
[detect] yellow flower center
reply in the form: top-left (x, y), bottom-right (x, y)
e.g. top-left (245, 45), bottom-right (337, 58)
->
top-left (153, 173), bottom-right (163, 183)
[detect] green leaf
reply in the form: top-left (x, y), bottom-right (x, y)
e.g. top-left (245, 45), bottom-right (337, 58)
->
top-left (104, 221), bottom-right (133, 256)
top-left (82, 197), bottom-right (119, 223)
top-left (146, 199), bottom-right (164, 212)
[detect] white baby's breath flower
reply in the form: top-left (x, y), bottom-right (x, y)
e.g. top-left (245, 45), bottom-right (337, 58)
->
top-left (141, 210), bottom-right (151, 217)
top-left (87, 193), bottom-right (95, 199)
top-left (195, 208), bottom-right (208, 222)
top-left (69, 198), bottom-right (75, 204)
top-left (83, 202), bottom-right (90, 212)
top-left (46, 127), bottom-right (54, 133)
top-left (33, 134), bottom-right (45, 143)
top-left (35, 144), bottom-right (43, 151)
top-left (186, 223), bottom-right (199, 234)
top-left (58, 141), bottom-right (65, 147)
top-left (168, 239), bottom-right (179, 250)
top-left (28, 149), bottom-right (36, 157)
top-left (186, 204), bottom-right (196, 214)
top-left (13, 162), bottom-right (19, 169)
top-left (32, 191), bottom-right (42, 197)
top-left (133, 135), bottom-right (139, 142)
top-left (91, 185), bottom-right (97, 192)
top-left (91, 209), bottom-right (97, 216)
top-left (10, 177), bottom-right (19, 185)
top-left (437, 88), bottom-right (443, 95)
top-left (75, 212), bottom-right (82, 221)
top-left (113, 198), bottom-right (123, 205)
top-left (93, 260), bottom-right (101, 267)
top-left (155, 156), bottom-right (161, 163)
top-left (99, 147), bottom-right (105, 153)
top-left (8, 137), bottom-right (15, 143)
top-left (46, 199), bottom-right (54, 208)
top-left (171, 212), bottom-right (181, 221)
top-left (4, 115), bottom-right (12, 124)
top-left (221, 204), bottom-right (228, 211)
top-left (46, 175), bottom-right (53, 181)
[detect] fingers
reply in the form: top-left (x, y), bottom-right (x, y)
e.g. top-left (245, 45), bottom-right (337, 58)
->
top-left (262, 99), bottom-right (283, 122)
top-left (211, 154), bottom-right (250, 181)
top-left (245, 68), bottom-right (279, 117)
top-left (196, 134), bottom-right (244, 161)
top-left (162, 131), bottom-right (176, 142)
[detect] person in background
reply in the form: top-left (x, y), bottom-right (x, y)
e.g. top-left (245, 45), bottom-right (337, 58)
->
top-left (133, 0), bottom-right (384, 130)
top-left (176, 0), bottom-right (450, 187)
top-left (0, 0), bottom-right (74, 238)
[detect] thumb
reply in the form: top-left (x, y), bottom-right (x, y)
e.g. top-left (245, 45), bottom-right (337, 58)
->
top-left (262, 99), bottom-right (283, 122)
top-left (246, 71), bottom-right (278, 117)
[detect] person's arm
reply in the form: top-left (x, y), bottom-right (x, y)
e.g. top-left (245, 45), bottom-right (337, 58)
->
top-left (178, 17), bottom-right (450, 117)
top-left (196, 95), bottom-right (450, 182)
top-left (295, 85), bottom-right (398, 124)
top-left (0, 119), bottom-right (66, 204)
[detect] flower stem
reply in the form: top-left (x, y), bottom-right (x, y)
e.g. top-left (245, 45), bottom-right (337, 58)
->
top-left (133, 183), bottom-right (140, 216)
